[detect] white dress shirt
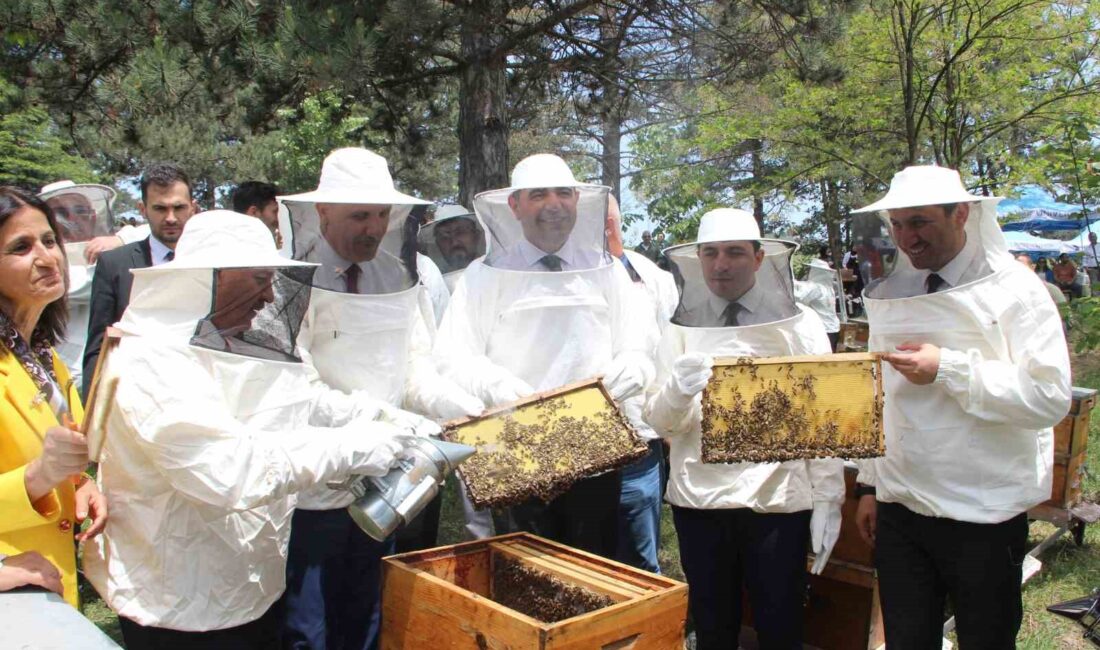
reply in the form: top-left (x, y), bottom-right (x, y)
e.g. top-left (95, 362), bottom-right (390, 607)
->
top-left (310, 236), bottom-right (411, 294)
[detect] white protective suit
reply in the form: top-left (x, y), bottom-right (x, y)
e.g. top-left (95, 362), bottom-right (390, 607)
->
top-left (618, 250), bottom-right (679, 441)
top-left (83, 212), bottom-right (405, 631)
top-left (645, 215), bottom-right (844, 515)
top-left (794, 258), bottom-right (841, 334)
top-left (38, 181), bottom-right (148, 387)
top-left (282, 149), bottom-right (484, 511)
top-left (852, 167), bottom-right (1071, 524)
top-left (435, 155), bottom-right (653, 407)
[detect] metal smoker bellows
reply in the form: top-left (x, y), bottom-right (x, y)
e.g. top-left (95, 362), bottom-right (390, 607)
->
top-left (330, 436), bottom-right (476, 541)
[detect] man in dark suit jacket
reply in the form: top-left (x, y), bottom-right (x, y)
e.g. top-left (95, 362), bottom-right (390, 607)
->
top-left (82, 163), bottom-right (197, 396)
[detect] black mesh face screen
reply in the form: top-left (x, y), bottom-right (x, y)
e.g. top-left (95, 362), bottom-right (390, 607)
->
top-left (191, 266), bottom-right (316, 362)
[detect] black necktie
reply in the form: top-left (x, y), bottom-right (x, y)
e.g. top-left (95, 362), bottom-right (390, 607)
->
top-left (539, 254), bottom-right (563, 272)
top-left (722, 302), bottom-right (743, 326)
top-left (619, 255), bottom-right (642, 283)
top-left (926, 273), bottom-right (945, 294)
top-left (165, 250), bottom-right (175, 262)
top-left (345, 264), bottom-right (360, 294)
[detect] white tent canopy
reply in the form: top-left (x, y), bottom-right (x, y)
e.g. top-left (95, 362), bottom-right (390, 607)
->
top-left (1002, 230), bottom-right (1080, 256)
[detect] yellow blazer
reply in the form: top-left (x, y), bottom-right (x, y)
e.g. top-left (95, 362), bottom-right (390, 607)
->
top-left (0, 349), bottom-right (84, 607)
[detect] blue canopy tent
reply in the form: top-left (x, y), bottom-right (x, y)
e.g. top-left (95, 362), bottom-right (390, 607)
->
top-left (1000, 209), bottom-right (1086, 232)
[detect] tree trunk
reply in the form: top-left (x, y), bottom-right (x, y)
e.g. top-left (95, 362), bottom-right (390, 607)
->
top-left (822, 179), bottom-right (843, 268)
top-left (457, 5), bottom-right (509, 208)
top-left (600, 110), bottom-right (623, 200)
top-left (750, 141), bottom-right (765, 229)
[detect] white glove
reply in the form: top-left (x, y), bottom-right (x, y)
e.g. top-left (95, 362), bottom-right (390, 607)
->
top-left (425, 386), bottom-right (486, 421)
top-left (810, 500), bottom-right (843, 574)
top-left (486, 375), bottom-right (535, 408)
top-left (601, 356), bottom-right (647, 402)
top-left (671, 353), bottom-right (713, 399)
top-left (338, 420), bottom-right (406, 477)
top-left (379, 404), bottom-right (443, 438)
top-left (26, 426), bottom-right (89, 495)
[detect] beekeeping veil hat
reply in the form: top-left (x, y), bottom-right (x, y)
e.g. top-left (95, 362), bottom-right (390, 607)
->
top-left (665, 208), bottom-right (799, 328)
top-left (39, 180), bottom-right (117, 244)
top-left (418, 204), bottom-right (486, 288)
top-left (851, 165), bottom-right (1006, 299)
top-left (474, 153), bottom-right (611, 271)
top-left (280, 147), bottom-right (429, 294)
top-left (118, 210), bottom-right (317, 362)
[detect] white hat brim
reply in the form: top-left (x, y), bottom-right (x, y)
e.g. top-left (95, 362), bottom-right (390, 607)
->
top-left (39, 183), bottom-right (117, 205)
top-left (852, 189), bottom-right (1001, 214)
top-left (132, 255), bottom-right (317, 274)
top-left (279, 187), bottom-right (430, 206)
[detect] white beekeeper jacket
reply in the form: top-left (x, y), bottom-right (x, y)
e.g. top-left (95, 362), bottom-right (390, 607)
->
top-left (282, 148), bottom-right (481, 511)
top-left (644, 209), bottom-right (845, 512)
top-left (619, 250), bottom-right (678, 440)
top-left (794, 259), bottom-right (840, 333)
top-left (434, 155), bottom-right (652, 403)
top-left (83, 212), bottom-right (402, 631)
top-left (852, 166), bottom-right (1072, 524)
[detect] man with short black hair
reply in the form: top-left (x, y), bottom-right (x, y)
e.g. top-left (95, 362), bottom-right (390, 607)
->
top-left (852, 166), bottom-right (1071, 648)
top-left (83, 162), bottom-right (197, 395)
top-left (231, 181), bottom-right (280, 240)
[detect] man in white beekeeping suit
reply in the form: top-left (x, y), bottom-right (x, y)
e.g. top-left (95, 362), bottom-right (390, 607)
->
top-left (37, 180), bottom-right (149, 388)
top-left (605, 194), bottom-right (678, 573)
top-left (794, 257), bottom-right (841, 350)
top-left (279, 148), bottom-right (485, 650)
top-left (83, 211), bottom-right (407, 649)
top-left (644, 208), bottom-right (844, 650)
top-left (850, 166), bottom-right (1071, 648)
top-left (419, 203), bottom-right (495, 540)
top-left (435, 153), bottom-right (653, 558)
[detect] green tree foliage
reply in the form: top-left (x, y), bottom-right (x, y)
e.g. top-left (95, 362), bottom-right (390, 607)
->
top-left (0, 79), bottom-right (96, 188)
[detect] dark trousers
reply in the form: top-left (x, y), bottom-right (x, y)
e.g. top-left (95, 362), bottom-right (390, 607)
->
top-left (282, 508), bottom-right (393, 650)
top-left (119, 603), bottom-right (279, 650)
top-left (671, 505), bottom-right (810, 650)
top-left (496, 470), bottom-right (621, 558)
top-left (875, 502), bottom-right (1028, 650)
top-left (394, 490), bottom-right (442, 554)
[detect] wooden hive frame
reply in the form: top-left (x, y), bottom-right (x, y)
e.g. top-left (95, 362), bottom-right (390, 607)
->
top-left (701, 352), bottom-right (884, 464)
top-left (442, 378), bottom-right (648, 508)
top-left (381, 532), bottom-right (688, 649)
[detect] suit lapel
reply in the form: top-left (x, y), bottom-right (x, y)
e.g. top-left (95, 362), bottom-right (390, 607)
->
top-left (0, 357), bottom-right (58, 438)
top-left (134, 237), bottom-right (153, 268)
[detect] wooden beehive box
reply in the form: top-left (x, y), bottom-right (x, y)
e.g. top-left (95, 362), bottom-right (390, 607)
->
top-left (443, 378), bottom-right (648, 508)
top-left (1037, 387), bottom-right (1098, 514)
top-left (381, 533), bottom-right (688, 649)
top-left (701, 353), bottom-right (884, 464)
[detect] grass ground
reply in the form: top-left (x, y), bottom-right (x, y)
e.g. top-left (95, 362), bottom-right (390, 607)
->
top-left (83, 352), bottom-right (1100, 647)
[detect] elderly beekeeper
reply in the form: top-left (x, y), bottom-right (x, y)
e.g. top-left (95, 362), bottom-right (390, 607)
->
top-left (83, 211), bottom-right (408, 650)
top-left (794, 257), bottom-right (842, 350)
top-left (36, 181), bottom-right (147, 388)
top-left (435, 153), bottom-right (653, 558)
top-left (281, 147), bottom-right (485, 649)
top-left (643, 208), bottom-right (844, 650)
top-left (851, 166), bottom-right (1071, 648)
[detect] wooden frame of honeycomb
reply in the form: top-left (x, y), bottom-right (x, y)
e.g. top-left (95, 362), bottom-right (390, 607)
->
top-left (442, 378), bottom-right (648, 508)
top-left (701, 352), bottom-right (884, 463)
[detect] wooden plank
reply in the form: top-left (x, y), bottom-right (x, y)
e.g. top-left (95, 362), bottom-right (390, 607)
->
top-left (381, 557), bottom-right (545, 649)
top-left (500, 536), bottom-right (679, 592)
top-left (83, 327), bottom-right (123, 462)
top-left (442, 377), bottom-right (608, 429)
top-left (545, 588), bottom-right (688, 650)
top-left (505, 542), bottom-right (650, 596)
top-left (407, 548), bottom-right (491, 597)
top-left (491, 543), bottom-right (641, 602)
top-left (712, 351), bottom-right (879, 366)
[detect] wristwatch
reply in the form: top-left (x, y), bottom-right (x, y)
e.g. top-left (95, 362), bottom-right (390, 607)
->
top-left (854, 483), bottom-right (876, 498)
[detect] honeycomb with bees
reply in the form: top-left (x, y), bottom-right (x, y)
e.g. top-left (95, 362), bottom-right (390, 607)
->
top-left (701, 352), bottom-right (884, 463)
top-left (443, 378), bottom-right (649, 508)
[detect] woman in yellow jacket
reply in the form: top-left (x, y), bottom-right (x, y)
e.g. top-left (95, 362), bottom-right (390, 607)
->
top-left (0, 186), bottom-right (107, 607)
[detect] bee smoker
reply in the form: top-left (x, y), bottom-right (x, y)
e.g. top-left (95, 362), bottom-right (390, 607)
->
top-left (329, 436), bottom-right (476, 542)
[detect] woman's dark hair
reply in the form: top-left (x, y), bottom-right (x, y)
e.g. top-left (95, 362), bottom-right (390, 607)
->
top-left (0, 186), bottom-right (69, 346)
